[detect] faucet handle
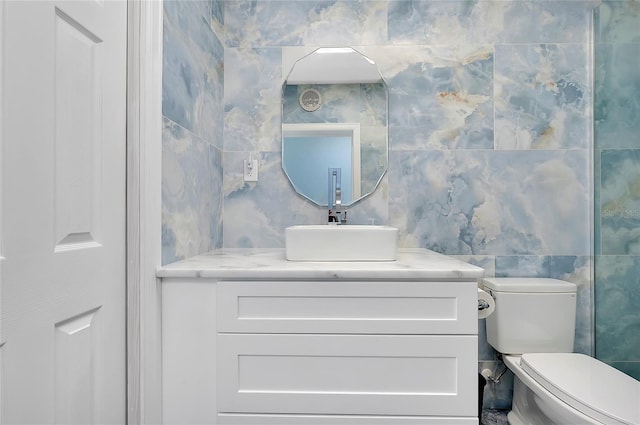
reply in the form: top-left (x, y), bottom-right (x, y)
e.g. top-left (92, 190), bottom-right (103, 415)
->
top-left (327, 208), bottom-right (347, 224)
top-left (328, 209), bottom-right (338, 223)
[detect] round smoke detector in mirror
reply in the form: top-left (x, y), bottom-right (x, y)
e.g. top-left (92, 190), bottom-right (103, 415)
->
top-left (299, 88), bottom-right (322, 112)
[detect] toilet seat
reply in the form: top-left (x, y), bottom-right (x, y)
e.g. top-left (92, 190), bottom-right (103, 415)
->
top-left (520, 353), bottom-right (640, 425)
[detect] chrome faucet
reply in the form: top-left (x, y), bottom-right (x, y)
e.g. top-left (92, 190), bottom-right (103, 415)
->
top-left (328, 168), bottom-right (347, 224)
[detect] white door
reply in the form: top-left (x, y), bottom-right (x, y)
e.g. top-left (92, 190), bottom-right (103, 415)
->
top-left (1, 0), bottom-right (127, 423)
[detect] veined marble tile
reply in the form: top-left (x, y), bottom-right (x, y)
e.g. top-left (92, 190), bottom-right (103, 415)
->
top-left (495, 43), bottom-right (589, 150)
top-left (209, 144), bottom-right (224, 250)
top-left (360, 126), bottom-right (388, 197)
top-left (224, 48), bottom-right (282, 152)
top-left (595, 42), bottom-right (640, 149)
top-left (336, 174), bottom-right (390, 227)
top-left (451, 255), bottom-right (495, 278)
top-left (597, 1), bottom-right (640, 43)
top-left (600, 149), bottom-right (640, 255)
top-left (388, 1), bottom-right (594, 45)
top-left (378, 45), bottom-right (493, 150)
top-left (162, 118), bottom-right (220, 264)
top-left (389, 150), bottom-right (590, 256)
top-left (595, 255), bottom-right (640, 363)
top-left (211, 0), bottom-right (225, 42)
top-left (163, 0), bottom-right (223, 146)
top-left (593, 2), bottom-right (640, 378)
top-left (164, 0), bottom-right (213, 53)
top-left (498, 1), bottom-right (595, 44)
top-left (495, 255), bottom-right (549, 278)
top-left (478, 320), bottom-right (498, 362)
top-left (224, 1), bottom-right (387, 48)
top-left (223, 151), bottom-right (322, 248)
top-left (389, 1), bottom-right (497, 45)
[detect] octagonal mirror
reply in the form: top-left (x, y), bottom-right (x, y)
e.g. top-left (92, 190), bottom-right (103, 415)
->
top-left (282, 47), bottom-right (388, 206)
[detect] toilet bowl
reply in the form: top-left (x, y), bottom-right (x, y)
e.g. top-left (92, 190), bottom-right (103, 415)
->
top-left (483, 278), bottom-right (640, 425)
top-left (504, 353), bottom-right (640, 425)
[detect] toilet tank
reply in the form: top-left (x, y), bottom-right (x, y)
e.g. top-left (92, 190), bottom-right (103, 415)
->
top-left (483, 278), bottom-right (577, 355)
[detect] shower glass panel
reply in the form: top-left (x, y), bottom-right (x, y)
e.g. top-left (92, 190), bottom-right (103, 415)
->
top-left (594, 0), bottom-right (640, 380)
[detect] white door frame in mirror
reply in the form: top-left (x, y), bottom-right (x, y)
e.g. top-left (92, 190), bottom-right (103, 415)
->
top-left (283, 123), bottom-right (362, 204)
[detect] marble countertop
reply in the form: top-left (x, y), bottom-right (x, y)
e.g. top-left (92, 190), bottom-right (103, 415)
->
top-left (157, 248), bottom-right (484, 281)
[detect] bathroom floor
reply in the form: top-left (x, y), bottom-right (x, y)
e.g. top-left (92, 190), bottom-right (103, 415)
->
top-left (482, 409), bottom-right (509, 425)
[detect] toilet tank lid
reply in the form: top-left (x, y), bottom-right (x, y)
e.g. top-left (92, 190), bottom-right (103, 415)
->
top-left (483, 277), bottom-right (577, 293)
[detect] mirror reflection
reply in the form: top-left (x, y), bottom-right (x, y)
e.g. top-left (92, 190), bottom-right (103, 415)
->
top-left (282, 47), bottom-right (388, 207)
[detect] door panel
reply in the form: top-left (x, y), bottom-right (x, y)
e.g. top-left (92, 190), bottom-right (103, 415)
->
top-left (54, 308), bottom-right (100, 424)
top-left (54, 6), bottom-right (104, 251)
top-left (1, 1), bottom-right (127, 423)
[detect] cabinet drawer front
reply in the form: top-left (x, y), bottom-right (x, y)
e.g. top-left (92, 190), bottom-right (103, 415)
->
top-left (218, 334), bottom-right (478, 417)
top-left (217, 281), bottom-right (477, 334)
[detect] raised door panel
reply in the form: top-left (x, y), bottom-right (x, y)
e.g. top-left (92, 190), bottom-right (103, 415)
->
top-left (217, 281), bottom-right (477, 335)
top-left (54, 308), bottom-right (100, 424)
top-left (54, 8), bottom-right (103, 251)
top-left (218, 334), bottom-right (478, 417)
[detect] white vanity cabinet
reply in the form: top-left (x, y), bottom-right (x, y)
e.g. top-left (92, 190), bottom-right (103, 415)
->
top-left (160, 249), bottom-right (483, 425)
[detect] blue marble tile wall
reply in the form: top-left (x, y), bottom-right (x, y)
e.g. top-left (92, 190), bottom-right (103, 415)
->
top-left (594, 1), bottom-right (640, 381)
top-left (162, 0), bottom-right (224, 264)
top-left (221, 0), bottom-right (597, 409)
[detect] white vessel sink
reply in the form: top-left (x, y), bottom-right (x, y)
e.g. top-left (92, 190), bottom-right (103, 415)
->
top-left (285, 225), bottom-right (398, 261)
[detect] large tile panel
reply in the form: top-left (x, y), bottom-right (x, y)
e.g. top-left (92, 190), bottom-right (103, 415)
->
top-left (389, 150), bottom-right (590, 256)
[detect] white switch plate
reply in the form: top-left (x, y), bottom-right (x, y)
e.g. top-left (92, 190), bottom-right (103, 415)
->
top-left (243, 159), bottom-right (258, 182)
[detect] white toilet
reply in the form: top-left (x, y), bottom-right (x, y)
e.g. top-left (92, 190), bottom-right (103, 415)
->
top-left (483, 277), bottom-right (640, 425)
